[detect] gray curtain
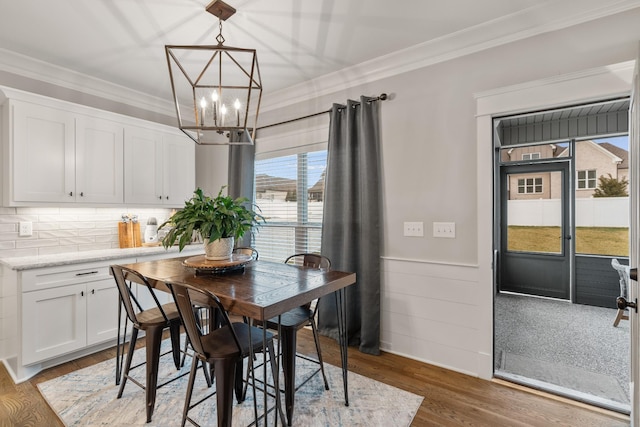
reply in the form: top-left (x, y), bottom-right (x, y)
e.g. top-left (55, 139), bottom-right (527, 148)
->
top-left (228, 129), bottom-right (255, 248)
top-left (317, 96), bottom-right (381, 355)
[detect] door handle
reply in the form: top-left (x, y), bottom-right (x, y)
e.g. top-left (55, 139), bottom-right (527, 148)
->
top-left (617, 296), bottom-right (638, 313)
top-left (630, 268), bottom-right (637, 281)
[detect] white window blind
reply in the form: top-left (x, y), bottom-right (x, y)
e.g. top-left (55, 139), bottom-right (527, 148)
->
top-left (253, 149), bottom-right (327, 262)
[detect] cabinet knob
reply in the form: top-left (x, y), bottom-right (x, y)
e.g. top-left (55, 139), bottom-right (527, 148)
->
top-left (80, 291), bottom-right (84, 297)
top-left (69, 191), bottom-right (73, 196)
top-left (91, 289), bottom-right (95, 295)
top-left (80, 192), bottom-right (84, 197)
top-left (158, 195), bottom-right (162, 200)
top-left (165, 196), bottom-right (169, 200)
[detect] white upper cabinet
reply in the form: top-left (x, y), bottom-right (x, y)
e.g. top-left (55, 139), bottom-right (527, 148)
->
top-left (124, 126), bottom-right (195, 206)
top-left (124, 126), bottom-right (164, 205)
top-left (163, 132), bottom-right (196, 206)
top-left (75, 115), bottom-right (124, 203)
top-left (11, 100), bottom-right (76, 203)
top-left (5, 99), bottom-right (125, 205)
top-left (1, 88), bottom-right (194, 207)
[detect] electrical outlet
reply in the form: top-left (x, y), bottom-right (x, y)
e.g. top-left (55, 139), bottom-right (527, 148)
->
top-left (433, 222), bottom-right (456, 238)
top-left (403, 221), bottom-right (424, 237)
top-left (19, 221), bottom-right (33, 237)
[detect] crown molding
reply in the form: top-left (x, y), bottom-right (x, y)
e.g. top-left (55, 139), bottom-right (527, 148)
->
top-left (261, 0), bottom-right (640, 112)
top-left (0, 48), bottom-right (176, 116)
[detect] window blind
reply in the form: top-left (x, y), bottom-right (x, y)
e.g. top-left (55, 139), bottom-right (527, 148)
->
top-left (253, 150), bottom-right (327, 262)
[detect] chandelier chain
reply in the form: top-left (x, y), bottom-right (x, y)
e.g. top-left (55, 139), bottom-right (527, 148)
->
top-left (216, 19), bottom-right (225, 45)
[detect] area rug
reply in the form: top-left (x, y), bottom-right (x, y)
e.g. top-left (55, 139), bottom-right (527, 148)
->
top-left (38, 339), bottom-right (423, 426)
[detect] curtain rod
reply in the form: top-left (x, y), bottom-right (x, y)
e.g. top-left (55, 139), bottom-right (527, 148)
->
top-left (257, 93), bottom-right (388, 131)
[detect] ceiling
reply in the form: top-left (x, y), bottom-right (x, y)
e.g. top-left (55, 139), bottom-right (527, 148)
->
top-left (0, 0), bottom-right (637, 112)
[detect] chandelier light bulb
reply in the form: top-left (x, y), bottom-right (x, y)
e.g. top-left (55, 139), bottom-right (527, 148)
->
top-left (234, 98), bottom-right (241, 110)
top-left (211, 90), bottom-right (219, 102)
top-left (220, 104), bottom-right (227, 115)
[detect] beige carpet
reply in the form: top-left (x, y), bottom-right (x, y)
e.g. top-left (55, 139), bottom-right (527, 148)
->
top-left (38, 339), bottom-right (423, 426)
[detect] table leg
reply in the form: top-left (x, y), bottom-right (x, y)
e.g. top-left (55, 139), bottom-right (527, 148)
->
top-left (145, 325), bottom-right (164, 423)
top-left (280, 328), bottom-right (296, 426)
top-left (335, 288), bottom-right (349, 406)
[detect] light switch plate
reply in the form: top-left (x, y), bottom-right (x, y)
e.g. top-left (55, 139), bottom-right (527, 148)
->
top-left (403, 221), bottom-right (424, 237)
top-left (433, 222), bottom-right (455, 238)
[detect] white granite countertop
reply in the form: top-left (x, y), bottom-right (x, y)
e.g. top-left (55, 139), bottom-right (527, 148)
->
top-left (0, 245), bottom-right (204, 270)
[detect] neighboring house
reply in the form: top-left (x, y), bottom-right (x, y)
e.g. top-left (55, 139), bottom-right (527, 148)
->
top-left (504, 140), bottom-right (627, 200)
top-left (308, 170), bottom-right (326, 201)
top-left (255, 174), bottom-right (296, 201)
top-left (255, 171), bottom-right (326, 202)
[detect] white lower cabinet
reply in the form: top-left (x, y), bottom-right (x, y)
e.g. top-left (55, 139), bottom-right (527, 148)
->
top-left (22, 283), bottom-right (87, 365)
top-left (20, 258), bottom-right (133, 366)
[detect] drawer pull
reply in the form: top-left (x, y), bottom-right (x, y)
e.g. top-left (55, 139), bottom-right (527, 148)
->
top-left (81, 291), bottom-right (84, 297)
top-left (75, 271), bottom-right (99, 277)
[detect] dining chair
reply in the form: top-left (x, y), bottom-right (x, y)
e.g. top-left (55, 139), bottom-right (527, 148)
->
top-left (611, 258), bottom-right (630, 327)
top-left (179, 247), bottom-right (258, 365)
top-left (265, 253), bottom-right (331, 426)
top-left (232, 246), bottom-right (259, 260)
top-left (167, 281), bottom-right (281, 427)
top-left (110, 264), bottom-right (187, 423)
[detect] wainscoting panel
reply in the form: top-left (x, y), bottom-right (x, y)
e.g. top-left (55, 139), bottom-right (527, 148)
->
top-left (380, 257), bottom-right (483, 376)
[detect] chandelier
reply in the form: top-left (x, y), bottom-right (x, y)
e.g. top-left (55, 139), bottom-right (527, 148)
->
top-left (165, 0), bottom-right (262, 145)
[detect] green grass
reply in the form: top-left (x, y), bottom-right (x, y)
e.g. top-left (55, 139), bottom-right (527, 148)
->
top-left (507, 226), bottom-right (629, 256)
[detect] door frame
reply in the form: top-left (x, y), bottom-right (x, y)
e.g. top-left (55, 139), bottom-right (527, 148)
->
top-left (475, 61), bottom-right (634, 385)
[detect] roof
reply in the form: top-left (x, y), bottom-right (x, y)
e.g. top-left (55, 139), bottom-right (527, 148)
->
top-left (598, 142), bottom-right (628, 169)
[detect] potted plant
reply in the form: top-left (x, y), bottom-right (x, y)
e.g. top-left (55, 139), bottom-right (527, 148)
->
top-left (159, 186), bottom-right (264, 260)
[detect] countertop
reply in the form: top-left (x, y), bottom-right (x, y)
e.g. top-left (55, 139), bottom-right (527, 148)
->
top-left (0, 245), bottom-right (204, 271)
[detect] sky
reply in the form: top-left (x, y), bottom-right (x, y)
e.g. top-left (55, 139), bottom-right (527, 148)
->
top-left (256, 150), bottom-right (327, 187)
top-left (594, 135), bottom-right (628, 150)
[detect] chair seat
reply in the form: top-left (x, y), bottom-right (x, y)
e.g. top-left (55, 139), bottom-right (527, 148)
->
top-left (265, 306), bottom-right (313, 330)
top-left (136, 303), bottom-right (181, 328)
top-left (202, 322), bottom-right (275, 360)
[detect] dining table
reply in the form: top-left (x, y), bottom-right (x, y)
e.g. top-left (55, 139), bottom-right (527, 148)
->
top-left (113, 255), bottom-right (356, 426)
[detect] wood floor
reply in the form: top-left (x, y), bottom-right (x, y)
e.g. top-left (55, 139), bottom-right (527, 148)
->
top-left (0, 328), bottom-right (630, 427)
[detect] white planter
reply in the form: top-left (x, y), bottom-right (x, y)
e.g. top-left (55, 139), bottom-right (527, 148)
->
top-left (204, 237), bottom-right (235, 260)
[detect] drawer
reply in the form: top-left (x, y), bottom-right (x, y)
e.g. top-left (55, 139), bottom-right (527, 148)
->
top-left (21, 258), bottom-right (136, 292)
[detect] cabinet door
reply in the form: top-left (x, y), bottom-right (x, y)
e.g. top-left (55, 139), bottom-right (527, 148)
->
top-left (86, 278), bottom-right (120, 345)
top-left (163, 133), bottom-right (195, 206)
top-left (22, 284), bottom-right (87, 365)
top-left (124, 126), bottom-right (164, 204)
top-left (76, 116), bottom-right (124, 203)
top-left (12, 100), bottom-right (75, 203)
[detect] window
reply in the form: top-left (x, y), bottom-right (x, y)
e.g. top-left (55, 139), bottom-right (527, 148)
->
top-left (253, 150), bottom-right (327, 262)
top-left (577, 170), bottom-right (597, 189)
top-left (517, 177), bottom-right (543, 194)
top-left (522, 152), bottom-right (540, 160)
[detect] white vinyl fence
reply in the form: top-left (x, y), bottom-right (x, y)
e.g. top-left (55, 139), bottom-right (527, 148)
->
top-left (508, 197), bottom-right (628, 227)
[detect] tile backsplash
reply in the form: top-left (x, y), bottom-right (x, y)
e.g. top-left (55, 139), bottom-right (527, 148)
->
top-left (0, 206), bottom-right (174, 259)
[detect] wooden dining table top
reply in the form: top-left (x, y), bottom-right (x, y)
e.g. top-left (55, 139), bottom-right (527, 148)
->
top-left (116, 256), bottom-right (357, 320)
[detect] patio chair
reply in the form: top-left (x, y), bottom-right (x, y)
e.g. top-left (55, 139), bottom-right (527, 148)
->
top-left (611, 258), bottom-right (630, 327)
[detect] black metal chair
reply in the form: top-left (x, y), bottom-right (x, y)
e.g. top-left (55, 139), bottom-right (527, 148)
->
top-left (266, 253), bottom-right (331, 426)
top-left (167, 281), bottom-right (281, 427)
top-left (110, 265), bottom-right (185, 423)
top-left (232, 246), bottom-right (259, 260)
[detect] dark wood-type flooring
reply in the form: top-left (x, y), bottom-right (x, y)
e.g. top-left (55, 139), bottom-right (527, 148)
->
top-left (0, 328), bottom-right (630, 427)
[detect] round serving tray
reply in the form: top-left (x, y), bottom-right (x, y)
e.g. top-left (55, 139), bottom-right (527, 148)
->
top-left (182, 254), bottom-right (253, 275)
